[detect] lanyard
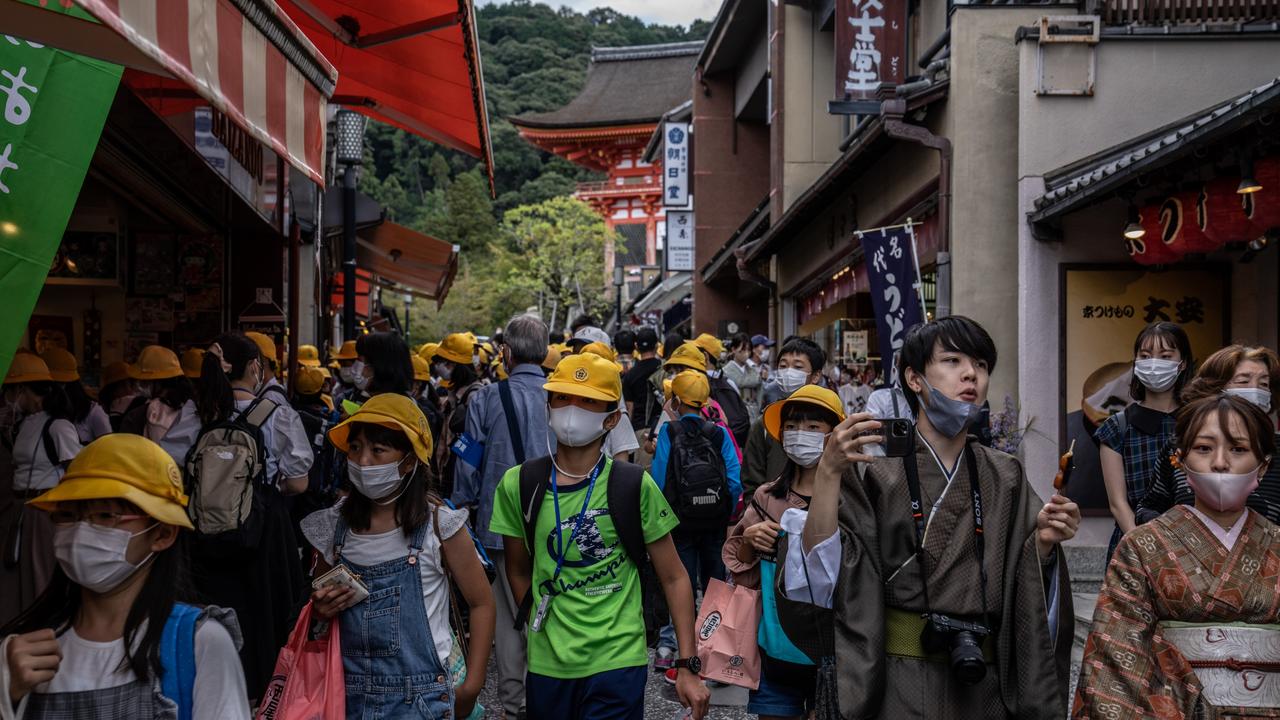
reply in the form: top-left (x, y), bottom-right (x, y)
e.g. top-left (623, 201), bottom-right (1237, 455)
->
top-left (549, 456), bottom-right (606, 582)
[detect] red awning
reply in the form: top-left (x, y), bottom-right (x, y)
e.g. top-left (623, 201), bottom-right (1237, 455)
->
top-left (356, 221), bottom-right (459, 307)
top-left (280, 0), bottom-right (494, 189)
top-left (330, 269), bottom-right (373, 319)
top-left (67, 0), bottom-right (338, 186)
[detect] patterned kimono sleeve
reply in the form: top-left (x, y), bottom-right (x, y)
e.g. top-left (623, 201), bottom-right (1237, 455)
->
top-left (1073, 532), bottom-right (1181, 720)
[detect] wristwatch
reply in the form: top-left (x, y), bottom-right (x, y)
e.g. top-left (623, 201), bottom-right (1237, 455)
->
top-left (673, 656), bottom-right (702, 674)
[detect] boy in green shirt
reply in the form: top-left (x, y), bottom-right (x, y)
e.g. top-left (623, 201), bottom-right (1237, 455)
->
top-left (489, 352), bottom-right (710, 720)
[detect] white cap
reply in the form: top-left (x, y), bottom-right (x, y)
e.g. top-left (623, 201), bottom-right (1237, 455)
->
top-left (570, 326), bottom-right (611, 347)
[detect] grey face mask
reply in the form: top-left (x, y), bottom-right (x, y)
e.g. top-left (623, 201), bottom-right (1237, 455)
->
top-left (919, 379), bottom-right (983, 439)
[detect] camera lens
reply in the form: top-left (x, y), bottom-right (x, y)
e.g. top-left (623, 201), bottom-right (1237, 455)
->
top-left (893, 421), bottom-right (909, 437)
top-left (950, 631), bottom-right (987, 685)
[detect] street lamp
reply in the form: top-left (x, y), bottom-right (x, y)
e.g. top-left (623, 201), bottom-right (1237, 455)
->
top-left (403, 292), bottom-right (413, 344)
top-left (335, 109), bottom-right (367, 341)
top-left (613, 265), bottom-right (624, 329)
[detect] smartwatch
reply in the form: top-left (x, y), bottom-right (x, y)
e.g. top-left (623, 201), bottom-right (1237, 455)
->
top-left (673, 656), bottom-right (702, 675)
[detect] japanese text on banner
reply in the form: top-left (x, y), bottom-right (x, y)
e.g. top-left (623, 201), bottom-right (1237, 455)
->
top-left (860, 226), bottom-right (925, 383)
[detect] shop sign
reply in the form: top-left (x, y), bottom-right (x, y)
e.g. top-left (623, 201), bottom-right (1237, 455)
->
top-left (666, 210), bottom-right (695, 271)
top-left (859, 225), bottom-right (924, 383)
top-left (835, 0), bottom-right (907, 100)
top-left (844, 330), bottom-right (869, 363)
top-left (663, 122), bottom-right (690, 207)
top-left (0, 11), bottom-right (122, 379)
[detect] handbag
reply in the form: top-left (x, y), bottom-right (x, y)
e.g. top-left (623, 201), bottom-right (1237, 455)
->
top-left (255, 602), bottom-right (345, 720)
top-left (694, 578), bottom-right (761, 690)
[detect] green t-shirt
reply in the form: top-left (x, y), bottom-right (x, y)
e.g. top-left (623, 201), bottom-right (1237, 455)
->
top-left (489, 457), bottom-right (679, 679)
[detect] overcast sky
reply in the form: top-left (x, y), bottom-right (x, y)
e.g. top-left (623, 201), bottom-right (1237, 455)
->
top-left (478, 0), bottom-right (720, 26)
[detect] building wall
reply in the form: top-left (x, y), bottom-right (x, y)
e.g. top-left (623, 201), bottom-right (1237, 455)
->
top-left (781, 4), bottom-right (842, 212)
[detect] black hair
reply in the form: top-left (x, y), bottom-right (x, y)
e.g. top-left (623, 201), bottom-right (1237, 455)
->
top-left (777, 337), bottom-right (826, 375)
top-left (22, 381), bottom-right (73, 421)
top-left (97, 379), bottom-right (132, 414)
top-left (356, 332), bottom-right (414, 396)
top-left (614, 330), bottom-right (636, 355)
top-left (150, 376), bottom-right (194, 411)
top-left (450, 361), bottom-right (478, 389)
top-left (0, 501), bottom-right (194, 682)
top-left (1129, 321), bottom-right (1195, 402)
top-left (768, 401), bottom-right (840, 500)
top-left (662, 331), bottom-right (685, 360)
top-left (897, 316), bottom-right (998, 416)
top-left (198, 333), bottom-right (259, 426)
top-left (61, 381), bottom-right (94, 424)
top-left (570, 314), bottom-right (597, 333)
top-left (339, 422), bottom-right (432, 538)
top-left (728, 332), bottom-right (751, 353)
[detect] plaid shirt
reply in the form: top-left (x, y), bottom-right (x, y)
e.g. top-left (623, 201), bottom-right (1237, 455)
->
top-left (1094, 404), bottom-right (1176, 506)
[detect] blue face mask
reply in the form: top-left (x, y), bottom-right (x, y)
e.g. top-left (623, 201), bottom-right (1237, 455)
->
top-left (919, 379), bottom-right (983, 439)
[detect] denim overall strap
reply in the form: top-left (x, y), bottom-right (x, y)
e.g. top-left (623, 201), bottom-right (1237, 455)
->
top-left (332, 514), bottom-right (349, 560)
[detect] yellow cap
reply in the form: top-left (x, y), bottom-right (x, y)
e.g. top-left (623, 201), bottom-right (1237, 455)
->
top-left (5, 352), bottom-right (53, 384)
top-left (29, 434), bottom-right (193, 529)
top-left (101, 361), bottom-right (132, 388)
top-left (131, 346), bottom-right (183, 381)
top-left (180, 348), bottom-right (205, 379)
top-left (332, 340), bottom-right (359, 361)
top-left (436, 333), bottom-right (476, 365)
top-left (692, 333), bottom-right (725, 360)
top-left (665, 342), bottom-right (708, 373)
top-left (297, 344), bottom-right (321, 368)
top-left (476, 346), bottom-right (491, 367)
top-left (411, 354), bottom-right (432, 382)
top-left (543, 352), bottom-right (622, 403)
top-left (663, 378), bottom-right (674, 402)
top-left (295, 366), bottom-right (326, 395)
top-left (316, 366), bottom-right (332, 380)
top-left (329, 393), bottom-right (433, 465)
top-left (491, 357), bottom-right (509, 381)
top-left (542, 345), bottom-right (562, 371)
top-left (763, 385), bottom-right (846, 442)
top-left (40, 348), bottom-right (79, 383)
top-left (671, 370), bottom-right (710, 409)
top-left (580, 342), bottom-right (623, 371)
top-left (417, 342), bottom-right (440, 362)
top-left (244, 332), bottom-right (277, 367)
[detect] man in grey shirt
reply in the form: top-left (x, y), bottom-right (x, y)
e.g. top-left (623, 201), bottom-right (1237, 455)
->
top-left (452, 313), bottom-right (551, 720)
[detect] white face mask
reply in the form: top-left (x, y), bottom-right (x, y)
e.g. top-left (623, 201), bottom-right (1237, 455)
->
top-left (782, 430), bottom-right (826, 468)
top-left (338, 366), bottom-right (356, 384)
top-left (776, 367), bottom-right (809, 394)
top-left (350, 360), bottom-right (371, 391)
top-left (1184, 464), bottom-right (1263, 513)
top-left (54, 521), bottom-right (157, 594)
top-left (1225, 387), bottom-right (1273, 413)
top-left (348, 458), bottom-right (414, 504)
top-left (548, 404), bottom-right (612, 447)
top-left (434, 363), bottom-right (453, 382)
top-left (758, 349), bottom-right (771, 363)
top-left (1133, 358), bottom-right (1181, 393)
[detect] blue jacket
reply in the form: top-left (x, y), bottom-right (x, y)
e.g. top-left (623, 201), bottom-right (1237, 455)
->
top-left (651, 413), bottom-right (742, 505)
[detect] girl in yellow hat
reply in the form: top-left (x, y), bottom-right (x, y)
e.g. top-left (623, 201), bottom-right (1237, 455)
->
top-left (119, 346), bottom-right (201, 469)
top-left (39, 348), bottom-right (111, 445)
top-left (301, 394), bottom-right (494, 720)
top-left (0, 434), bottom-right (250, 719)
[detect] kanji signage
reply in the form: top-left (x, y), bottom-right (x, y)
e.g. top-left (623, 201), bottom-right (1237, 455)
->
top-left (859, 225), bottom-right (925, 383)
top-left (666, 210), bottom-right (695, 272)
top-left (835, 0), bottom-right (908, 100)
top-left (0, 11), bottom-right (123, 380)
top-left (663, 122), bottom-right (690, 207)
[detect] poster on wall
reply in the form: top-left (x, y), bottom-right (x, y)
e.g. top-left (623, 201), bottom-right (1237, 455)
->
top-left (132, 233), bottom-right (175, 295)
top-left (126, 298), bottom-right (174, 333)
top-left (47, 231), bottom-right (120, 286)
top-left (27, 315), bottom-right (74, 354)
top-left (1060, 265), bottom-right (1228, 513)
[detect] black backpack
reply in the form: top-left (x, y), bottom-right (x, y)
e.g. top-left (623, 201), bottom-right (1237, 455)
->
top-left (512, 456), bottom-right (648, 630)
top-left (664, 416), bottom-right (732, 530)
top-left (709, 376), bottom-right (750, 448)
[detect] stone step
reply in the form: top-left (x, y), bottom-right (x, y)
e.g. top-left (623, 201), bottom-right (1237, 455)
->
top-left (1063, 544), bottom-right (1107, 595)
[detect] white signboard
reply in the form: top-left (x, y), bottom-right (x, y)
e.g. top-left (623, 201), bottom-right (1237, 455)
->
top-left (666, 210), bottom-right (695, 271)
top-left (844, 330), bottom-right (869, 363)
top-left (662, 122), bottom-right (690, 207)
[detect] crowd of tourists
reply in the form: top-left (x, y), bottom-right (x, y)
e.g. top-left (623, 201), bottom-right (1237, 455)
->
top-left (0, 311), bottom-right (1277, 719)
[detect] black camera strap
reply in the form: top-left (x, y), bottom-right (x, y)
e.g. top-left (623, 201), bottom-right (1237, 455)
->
top-left (902, 440), bottom-right (990, 629)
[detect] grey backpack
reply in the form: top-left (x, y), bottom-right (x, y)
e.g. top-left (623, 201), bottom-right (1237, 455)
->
top-left (184, 397), bottom-right (278, 547)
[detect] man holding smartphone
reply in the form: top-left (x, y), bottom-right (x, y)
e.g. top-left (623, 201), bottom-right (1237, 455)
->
top-left (789, 316), bottom-right (1081, 720)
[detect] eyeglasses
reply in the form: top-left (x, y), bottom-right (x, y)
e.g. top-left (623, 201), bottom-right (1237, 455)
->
top-left (49, 510), bottom-right (149, 529)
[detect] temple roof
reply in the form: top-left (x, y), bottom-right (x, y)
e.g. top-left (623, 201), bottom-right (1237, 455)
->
top-left (511, 41), bottom-right (702, 130)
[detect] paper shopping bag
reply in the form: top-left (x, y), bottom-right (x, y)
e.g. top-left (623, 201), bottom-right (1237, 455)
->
top-left (694, 578), bottom-right (761, 689)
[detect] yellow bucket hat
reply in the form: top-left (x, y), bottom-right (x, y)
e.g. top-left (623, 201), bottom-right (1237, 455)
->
top-left (180, 348), bottom-right (205, 379)
top-left (542, 345), bottom-right (562, 371)
top-left (297, 344), bottom-right (321, 368)
top-left (244, 332), bottom-right (277, 366)
top-left (332, 340), bottom-right (359, 361)
top-left (40, 348), bottom-right (79, 383)
top-left (671, 370), bottom-right (710, 409)
top-left (131, 346), bottom-right (183, 381)
top-left (544, 352), bottom-right (622, 403)
top-left (296, 366), bottom-right (326, 395)
top-left (411, 354), bottom-right (432, 382)
top-left (763, 385), bottom-right (846, 441)
top-left (329, 393), bottom-right (433, 464)
top-left (5, 352), bottom-right (52, 384)
top-left (436, 333), bottom-right (475, 365)
top-left (665, 342), bottom-right (708, 373)
top-left (30, 434), bottom-right (193, 529)
top-left (692, 333), bottom-right (726, 361)
top-left (101, 360), bottom-right (132, 388)
top-left (580, 341), bottom-right (623, 371)
top-left (417, 342), bottom-right (440, 362)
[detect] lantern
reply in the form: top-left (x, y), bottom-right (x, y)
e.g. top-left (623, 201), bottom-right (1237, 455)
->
top-left (1242, 155), bottom-right (1280, 232)
top-left (1201, 177), bottom-right (1259, 246)
top-left (1131, 204), bottom-right (1183, 265)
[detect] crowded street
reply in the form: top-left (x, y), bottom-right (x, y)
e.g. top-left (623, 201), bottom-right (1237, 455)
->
top-left (3, 0), bottom-right (1280, 719)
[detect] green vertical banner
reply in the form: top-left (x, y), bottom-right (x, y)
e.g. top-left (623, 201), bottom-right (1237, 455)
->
top-left (0, 12), bottom-right (122, 379)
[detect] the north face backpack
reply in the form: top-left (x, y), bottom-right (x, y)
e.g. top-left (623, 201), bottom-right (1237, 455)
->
top-left (183, 396), bottom-right (279, 548)
top-left (664, 416), bottom-right (732, 530)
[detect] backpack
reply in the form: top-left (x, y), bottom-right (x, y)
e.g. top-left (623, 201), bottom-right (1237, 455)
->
top-left (664, 417), bottom-right (732, 530)
top-left (159, 603), bottom-right (201, 720)
top-left (708, 376), bottom-right (751, 448)
top-left (183, 396), bottom-right (279, 548)
top-left (512, 456), bottom-right (648, 630)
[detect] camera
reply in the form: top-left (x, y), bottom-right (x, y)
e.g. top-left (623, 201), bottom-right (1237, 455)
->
top-left (920, 613), bottom-right (990, 685)
top-left (882, 418), bottom-right (914, 457)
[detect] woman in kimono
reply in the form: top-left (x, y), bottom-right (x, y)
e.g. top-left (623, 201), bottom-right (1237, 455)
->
top-left (1075, 393), bottom-right (1280, 718)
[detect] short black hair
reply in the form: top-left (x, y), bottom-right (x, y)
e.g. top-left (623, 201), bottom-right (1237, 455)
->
top-left (897, 316), bottom-right (997, 416)
top-left (728, 332), bottom-right (751, 353)
top-left (777, 337), bottom-right (826, 375)
top-left (662, 331), bottom-right (685, 360)
top-left (613, 330), bottom-right (635, 355)
top-left (1130, 321), bottom-right (1195, 402)
top-left (357, 332), bottom-right (414, 396)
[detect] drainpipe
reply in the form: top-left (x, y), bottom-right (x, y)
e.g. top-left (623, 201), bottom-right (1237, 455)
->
top-left (877, 84), bottom-right (952, 317)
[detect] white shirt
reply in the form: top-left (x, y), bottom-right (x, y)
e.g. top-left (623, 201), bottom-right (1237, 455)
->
top-left (233, 396), bottom-right (313, 482)
top-left (302, 502), bottom-right (469, 664)
top-left (74, 403), bottom-right (112, 445)
top-left (13, 412), bottom-right (82, 491)
top-left (1188, 506), bottom-right (1250, 551)
top-left (154, 399), bottom-right (202, 468)
top-left (603, 411), bottom-right (641, 457)
top-left (14, 615), bottom-right (249, 720)
top-left (780, 507), bottom-right (840, 609)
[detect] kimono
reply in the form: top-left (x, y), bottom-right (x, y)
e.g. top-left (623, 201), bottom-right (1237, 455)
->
top-left (830, 437), bottom-right (1074, 720)
top-left (1074, 506), bottom-right (1280, 719)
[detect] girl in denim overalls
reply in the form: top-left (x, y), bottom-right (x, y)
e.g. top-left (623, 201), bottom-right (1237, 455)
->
top-left (303, 394), bottom-right (494, 720)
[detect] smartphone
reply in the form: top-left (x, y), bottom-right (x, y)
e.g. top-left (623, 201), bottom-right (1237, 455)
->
top-left (880, 418), bottom-right (915, 457)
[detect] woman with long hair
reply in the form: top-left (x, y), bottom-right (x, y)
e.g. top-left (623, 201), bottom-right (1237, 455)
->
top-left (0, 434), bottom-right (249, 719)
top-left (39, 349), bottom-right (110, 444)
top-left (301, 393), bottom-right (494, 719)
top-left (118, 346), bottom-right (201, 467)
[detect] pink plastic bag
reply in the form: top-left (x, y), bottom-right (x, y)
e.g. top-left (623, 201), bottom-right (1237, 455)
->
top-left (255, 602), bottom-right (345, 720)
top-left (695, 578), bottom-right (761, 689)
